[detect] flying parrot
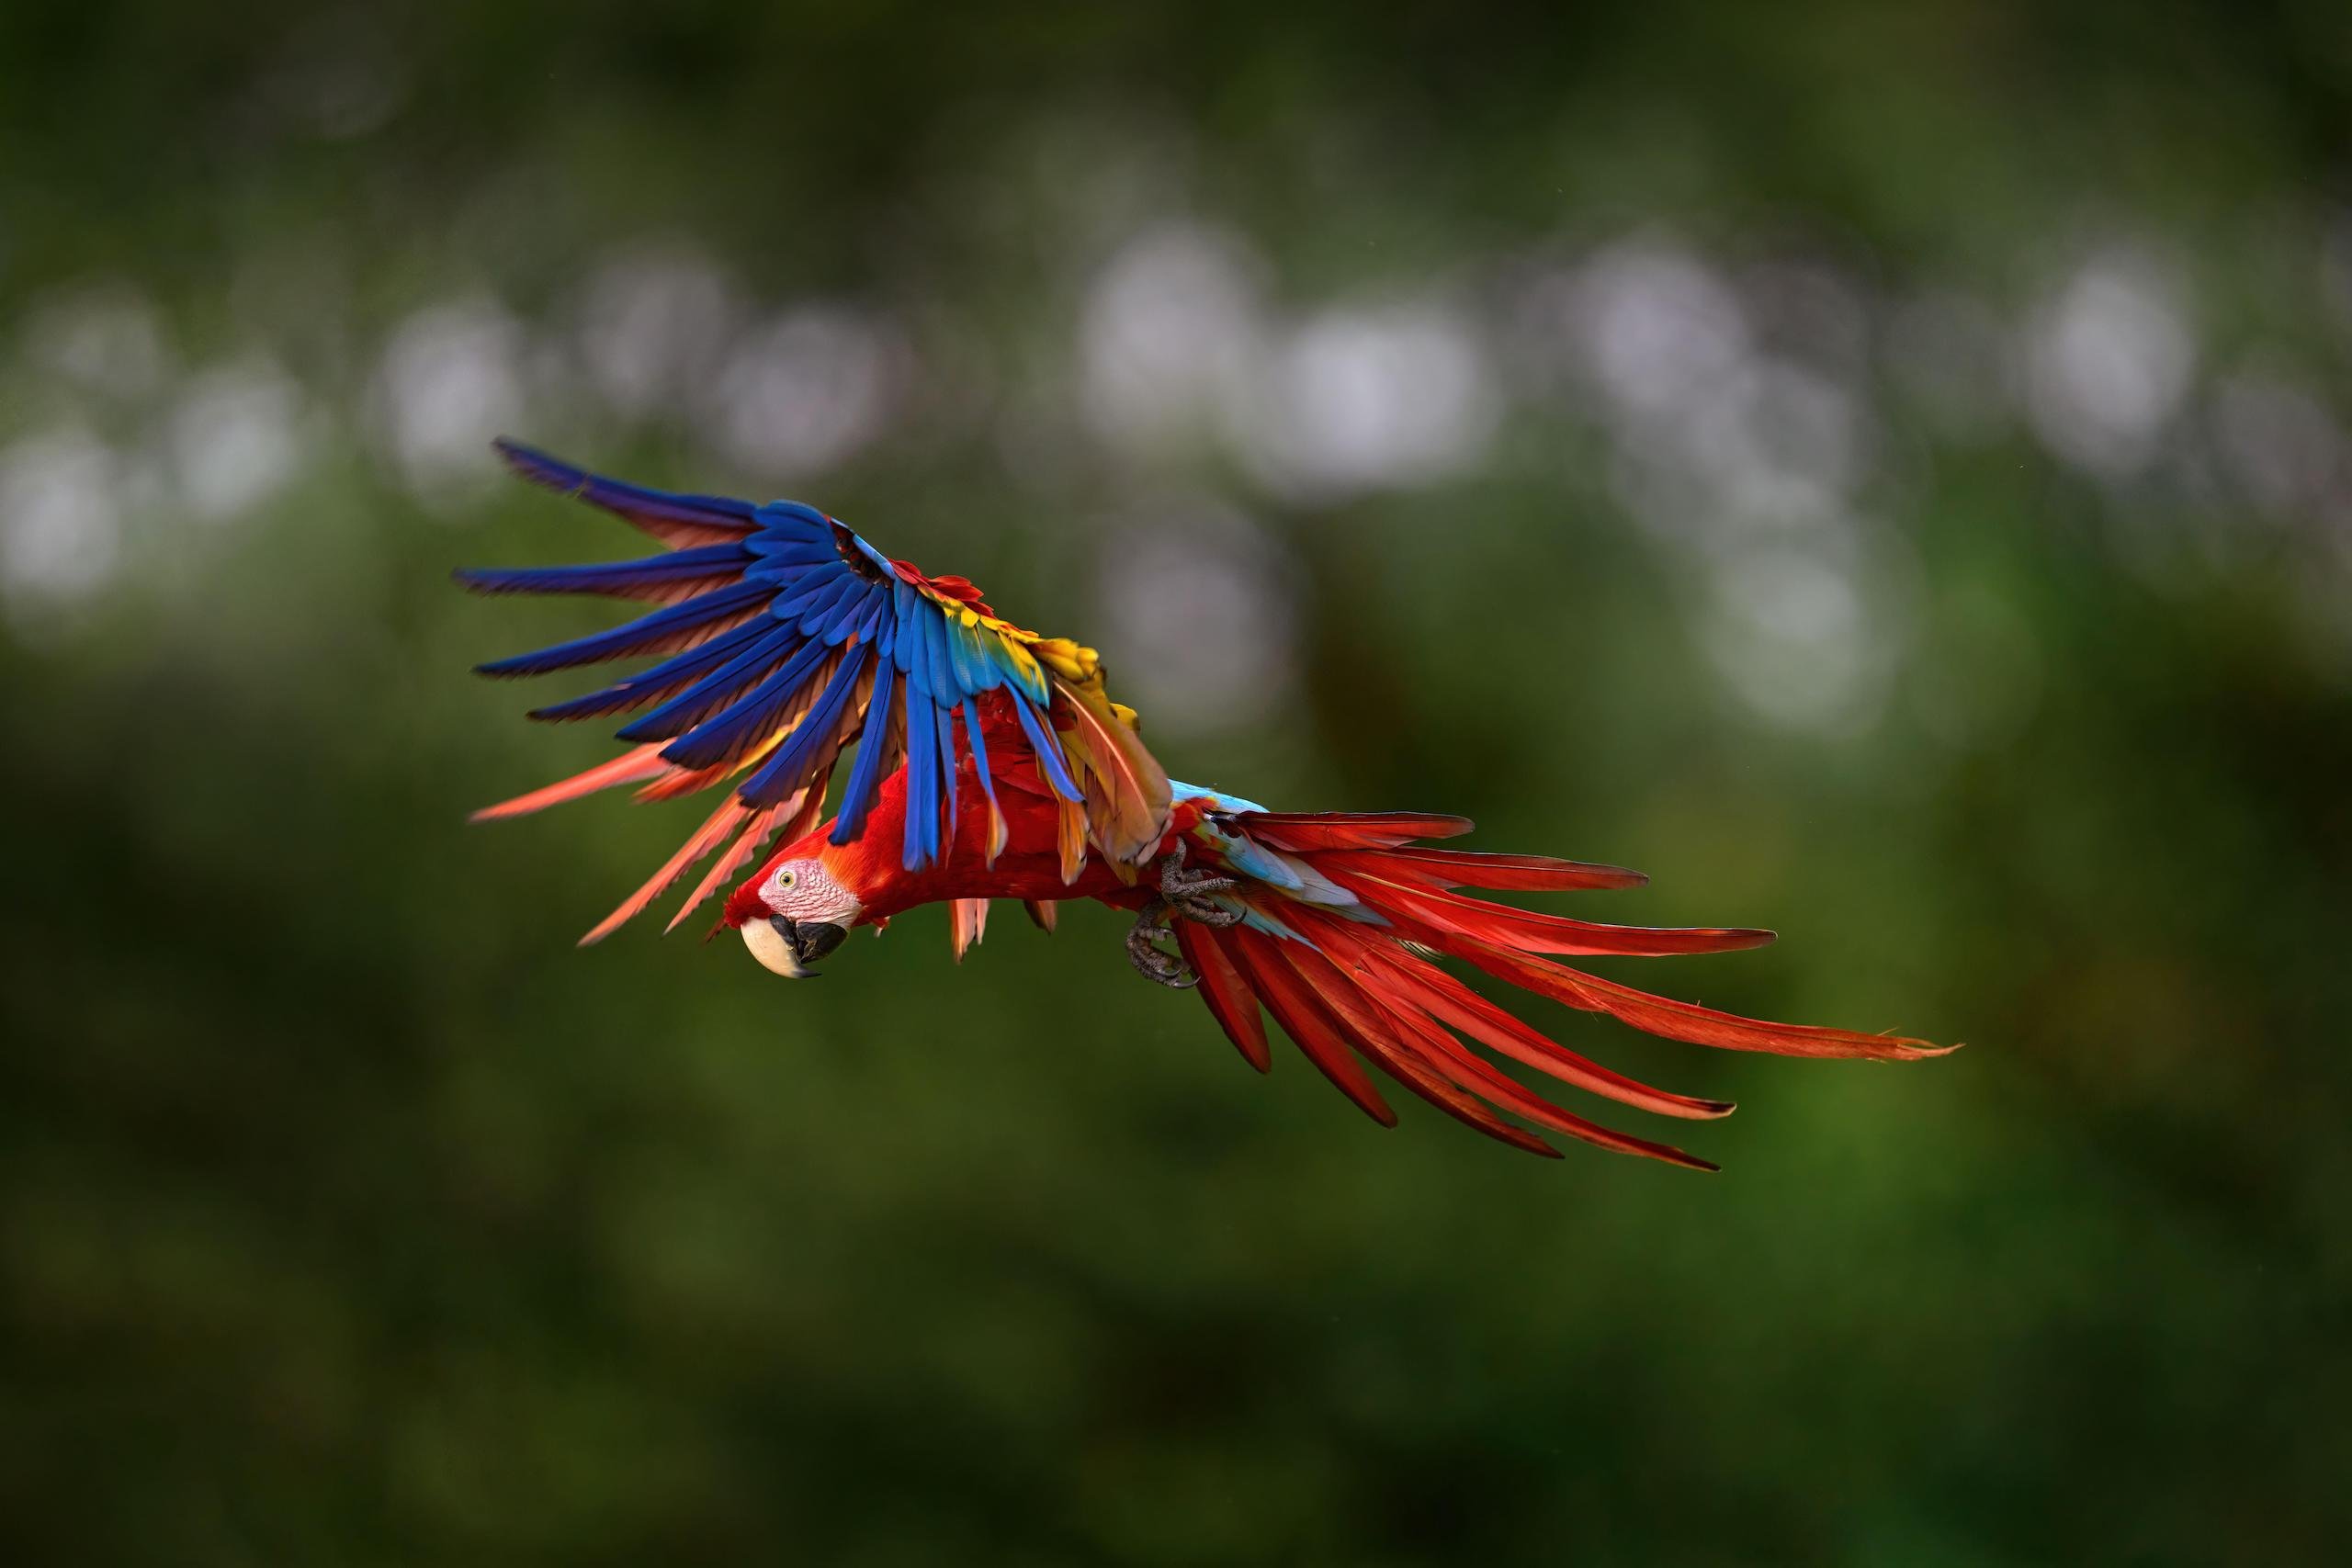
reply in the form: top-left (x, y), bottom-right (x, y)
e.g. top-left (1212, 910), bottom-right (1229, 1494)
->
top-left (460, 441), bottom-right (1949, 1168)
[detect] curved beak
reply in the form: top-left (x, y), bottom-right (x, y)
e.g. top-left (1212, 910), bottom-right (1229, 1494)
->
top-left (741, 914), bottom-right (848, 979)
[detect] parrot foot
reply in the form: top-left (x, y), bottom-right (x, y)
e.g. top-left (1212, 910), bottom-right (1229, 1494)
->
top-left (1126, 901), bottom-right (1198, 988)
top-left (1156, 843), bottom-right (1244, 929)
top-left (1125, 844), bottom-right (1250, 988)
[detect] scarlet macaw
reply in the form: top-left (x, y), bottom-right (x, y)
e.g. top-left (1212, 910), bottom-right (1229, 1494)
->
top-left (461, 441), bottom-right (1948, 1167)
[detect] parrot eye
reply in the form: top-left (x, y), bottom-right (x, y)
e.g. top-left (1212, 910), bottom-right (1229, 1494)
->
top-left (777, 871), bottom-right (796, 888)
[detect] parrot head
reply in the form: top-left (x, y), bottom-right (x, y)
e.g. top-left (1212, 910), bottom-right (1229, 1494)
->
top-left (726, 853), bottom-right (864, 979)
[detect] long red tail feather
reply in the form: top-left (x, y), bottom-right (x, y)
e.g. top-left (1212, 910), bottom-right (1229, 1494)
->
top-left (1245, 812), bottom-right (1475, 852)
top-left (1174, 923), bottom-right (1271, 1073)
top-left (1358, 845), bottom-right (1650, 892)
top-left (1319, 856), bottom-right (1775, 957)
top-left (1186, 814), bottom-right (1951, 1165)
top-left (1227, 929), bottom-right (1398, 1127)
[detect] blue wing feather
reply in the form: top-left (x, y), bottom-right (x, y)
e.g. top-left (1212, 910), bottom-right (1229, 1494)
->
top-left (767, 561), bottom-right (851, 623)
top-left (474, 580), bottom-right (772, 677)
top-left (898, 588), bottom-right (937, 682)
top-left (454, 543), bottom-right (750, 598)
top-left (901, 692), bottom-right (943, 868)
top-left (830, 655), bottom-right (899, 843)
top-left (752, 499), bottom-right (833, 536)
top-left (961, 699), bottom-right (1005, 863)
top-left (745, 538), bottom-right (841, 570)
top-left (888, 578), bottom-right (924, 672)
top-left (930, 698), bottom-right (959, 854)
top-left (740, 643), bottom-right (872, 806)
top-left (1011, 690), bottom-right (1083, 802)
top-left (650, 637), bottom-right (832, 764)
top-left (612, 623), bottom-right (801, 742)
top-left (793, 573), bottom-right (866, 636)
top-left (838, 589), bottom-right (889, 649)
top-left (493, 439), bottom-right (760, 535)
top-left (523, 617), bottom-right (775, 722)
top-left (924, 613), bottom-right (958, 706)
top-left (469, 444), bottom-right (1160, 877)
top-left (944, 616), bottom-right (999, 694)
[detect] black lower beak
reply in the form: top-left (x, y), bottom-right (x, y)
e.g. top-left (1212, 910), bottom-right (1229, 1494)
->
top-left (773, 915), bottom-right (848, 967)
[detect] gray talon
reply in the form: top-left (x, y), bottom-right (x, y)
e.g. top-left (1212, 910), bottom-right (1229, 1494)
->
top-left (1125, 842), bottom-right (1250, 987)
top-left (1125, 897), bottom-right (1199, 987)
top-left (1157, 843), bottom-right (1239, 900)
top-left (1175, 895), bottom-right (1245, 928)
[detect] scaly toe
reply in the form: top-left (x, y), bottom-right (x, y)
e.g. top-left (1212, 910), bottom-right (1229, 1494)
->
top-left (1176, 895), bottom-right (1245, 928)
top-left (1128, 936), bottom-right (1197, 988)
top-left (1125, 900), bottom-right (1199, 987)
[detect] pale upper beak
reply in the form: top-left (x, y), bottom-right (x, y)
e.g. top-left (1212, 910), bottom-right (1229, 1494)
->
top-left (741, 914), bottom-right (848, 979)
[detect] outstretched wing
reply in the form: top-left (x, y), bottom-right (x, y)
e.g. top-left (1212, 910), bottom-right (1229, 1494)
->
top-left (1168, 805), bottom-right (1949, 1167)
top-left (460, 441), bottom-right (1170, 941)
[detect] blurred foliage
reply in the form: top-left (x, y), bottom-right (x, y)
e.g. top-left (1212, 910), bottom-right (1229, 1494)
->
top-left (5, 1), bottom-right (2352, 1563)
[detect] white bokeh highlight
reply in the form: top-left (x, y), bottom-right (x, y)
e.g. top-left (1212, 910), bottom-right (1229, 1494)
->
top-left (1572, 243), bottom-right (1753, 418)
top-left (1093, 500), bottom-right (1298, 737)
top-left (707, 307), bottom-right (899, 481)
top-left (2025, 249), bottom-right (2198, 477)
top-left (1232, 303), bottom-right (1498, 500)
top-left (1530, 237), bottom-right (1910, 733)
top-left (0, 428), bottom-right (124, 621)
top-left (169, 358), bottom-right (307, 524)
top-left (25, 285), bottom-right (172, 400)
top-left (372, 299), bottom-right (526, 503)
top-left (1080, 222), bottom-right (1266, 457)
top-left (577, 244), bottom-right (741, 424)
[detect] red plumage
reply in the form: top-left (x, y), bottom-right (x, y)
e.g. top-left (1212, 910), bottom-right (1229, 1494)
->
top-left (468, 443), bottom-right (1952, 1168)
top-left (705, 705), bottom-right (1950, 1168)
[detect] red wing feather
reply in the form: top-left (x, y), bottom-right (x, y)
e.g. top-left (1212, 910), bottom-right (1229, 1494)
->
top-left (469, 744), bottom-right (670, 822)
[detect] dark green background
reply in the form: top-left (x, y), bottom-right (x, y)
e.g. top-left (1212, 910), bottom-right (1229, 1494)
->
top-left (6, 3), bottom-right (2349, 1562)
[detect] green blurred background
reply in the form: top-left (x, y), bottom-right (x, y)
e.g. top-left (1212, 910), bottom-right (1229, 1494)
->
top-left (6, 2), bottom-right (2351, 1562)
